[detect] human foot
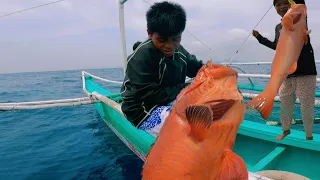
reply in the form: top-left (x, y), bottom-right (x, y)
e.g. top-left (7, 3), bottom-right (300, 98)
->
top-left (276, 130), bottom-right (291, 140)
top-left (306, 136), bottom-right (313, 140)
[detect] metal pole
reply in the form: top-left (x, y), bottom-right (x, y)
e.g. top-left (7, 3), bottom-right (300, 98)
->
top-left (118, 0), bottom-right (128, 75)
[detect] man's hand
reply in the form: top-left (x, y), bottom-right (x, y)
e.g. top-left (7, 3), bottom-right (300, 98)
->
top-left (252, 30), bottom-right (260, 37)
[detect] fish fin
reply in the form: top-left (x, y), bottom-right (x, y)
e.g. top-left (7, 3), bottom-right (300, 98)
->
top-left (292, 13), bottom-right (302, 25)
top-left (209, 99), bottom-right (236, 121)
top-left (186, 105), bottom-right (213, 141)
top-left (303, 29), bottom-right (311, 45)
top-left (246, 90), bottom-right (275, 120)
top-left (216, 149), bottom-right (248, 180)
top-left (287, 62), bottom-right (297, 74)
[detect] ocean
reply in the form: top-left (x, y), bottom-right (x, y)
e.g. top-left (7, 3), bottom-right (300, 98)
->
top-left (0, 65), bottom-right (319, 179)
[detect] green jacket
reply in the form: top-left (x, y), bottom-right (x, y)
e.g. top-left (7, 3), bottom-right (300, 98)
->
top-left (120, 38), bottom-right (203, 127)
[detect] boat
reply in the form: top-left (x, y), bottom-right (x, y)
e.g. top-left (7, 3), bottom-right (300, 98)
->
top-left (79, 1), bottom-right (320, 179)
top-left (0, 1), bottom-right (317, 179)
top-left (82, 69), bottom-right (319, 180)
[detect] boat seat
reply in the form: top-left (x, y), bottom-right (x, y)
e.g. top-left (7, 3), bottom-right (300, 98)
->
top-left (250, 145), bottom-right (286, 172)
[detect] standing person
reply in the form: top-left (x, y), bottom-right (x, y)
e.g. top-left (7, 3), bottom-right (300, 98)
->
top-left (120, 1), bottom-right (204, 137)
top-left (252, 0), bottom-right (317, 140)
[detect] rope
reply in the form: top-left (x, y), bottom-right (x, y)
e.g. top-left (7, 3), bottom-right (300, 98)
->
top-left (228, 4), bottom-right (274, 63)
top-left (0, 0), bottom-right (66, 18)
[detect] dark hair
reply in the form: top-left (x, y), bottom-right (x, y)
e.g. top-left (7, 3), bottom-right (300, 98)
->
top-left (133, 41), bottom-right (142, 51)
top-left (273, 0), bottom-right (305, 6)
top-left (273, 0), bottom-right (277, 6)
top-left (146, 1), bottom-right (186, 38)
top-left (295, 0), bottom-right (305, 4)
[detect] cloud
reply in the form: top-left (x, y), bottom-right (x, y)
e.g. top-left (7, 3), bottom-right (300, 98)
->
top-left (1, 0), bottom-right (320, 73)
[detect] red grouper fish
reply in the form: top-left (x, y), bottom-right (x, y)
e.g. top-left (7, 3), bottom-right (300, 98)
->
top-left (246, 0), bottom-right (311, 120)
top-left (141, 61), bottom-right (248, 180)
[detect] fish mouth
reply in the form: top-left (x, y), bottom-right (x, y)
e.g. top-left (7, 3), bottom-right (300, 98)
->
top-left (292, 13), bottom-right (302, 24)
top-left (206, 99), bottom-right (236, 122)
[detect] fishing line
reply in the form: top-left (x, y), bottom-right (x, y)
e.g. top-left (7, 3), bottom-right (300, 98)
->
top-left (228, 4), bottom-right (274, 64)
top-left (0, 0), bottom-right (66, 18)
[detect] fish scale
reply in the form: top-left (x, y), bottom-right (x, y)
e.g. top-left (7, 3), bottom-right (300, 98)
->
top-left (146, 137), bottom-right (202, 177)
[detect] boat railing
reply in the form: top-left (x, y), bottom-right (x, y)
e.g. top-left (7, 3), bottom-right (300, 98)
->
top-left (222, 61), bottom-right (320, 83)
top-left (81, 70), bottom-right (320, 106)
top-left (2, 67), bottom-right (319, 112)
top-left (225, 65), bottom-right (255, 86)
top-left (221, 60), bottom-right (320, 66)
top-left (81, 71), bottom-right (122, 96)
top-left (176, 61), bottom-right (320, 85)
top-left (238, 73), bottom-right (320, 82)
top-left (81, 71), bottom-right (124, 116)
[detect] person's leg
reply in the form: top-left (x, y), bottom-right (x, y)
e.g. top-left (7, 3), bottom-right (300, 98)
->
top-left (276, 77), bottom-right (297, 140)
top-left (296, 75), bottom-right (316, 140)
top-left (138, 105), bottom-right (172, 137)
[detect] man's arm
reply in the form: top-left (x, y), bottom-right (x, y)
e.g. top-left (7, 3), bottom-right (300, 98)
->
top-left (179, 46), bottom-right (204, 78)
top-left (255, 25), bottom-right (280, 50)
top-left (186, 54), bottom-right (204, 78)
top-left (121, 53), bottom-right (156, 123)
top-left (256, 34), bottom-right (277, 50)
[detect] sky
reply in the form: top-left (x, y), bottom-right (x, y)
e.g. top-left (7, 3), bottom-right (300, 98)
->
top-left (1, 0), bottom-right (320, 74)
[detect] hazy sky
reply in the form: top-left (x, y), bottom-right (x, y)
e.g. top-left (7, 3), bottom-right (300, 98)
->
top-left (1, 0), bottom-right (320, 73)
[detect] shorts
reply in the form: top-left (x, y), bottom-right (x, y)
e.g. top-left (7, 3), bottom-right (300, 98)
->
top-left (138, 101), bottom-right (174, 137)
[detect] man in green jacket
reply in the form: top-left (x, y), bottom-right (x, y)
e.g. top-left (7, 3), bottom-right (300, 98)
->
top-left (120, 1), bottom-right (204, 137)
